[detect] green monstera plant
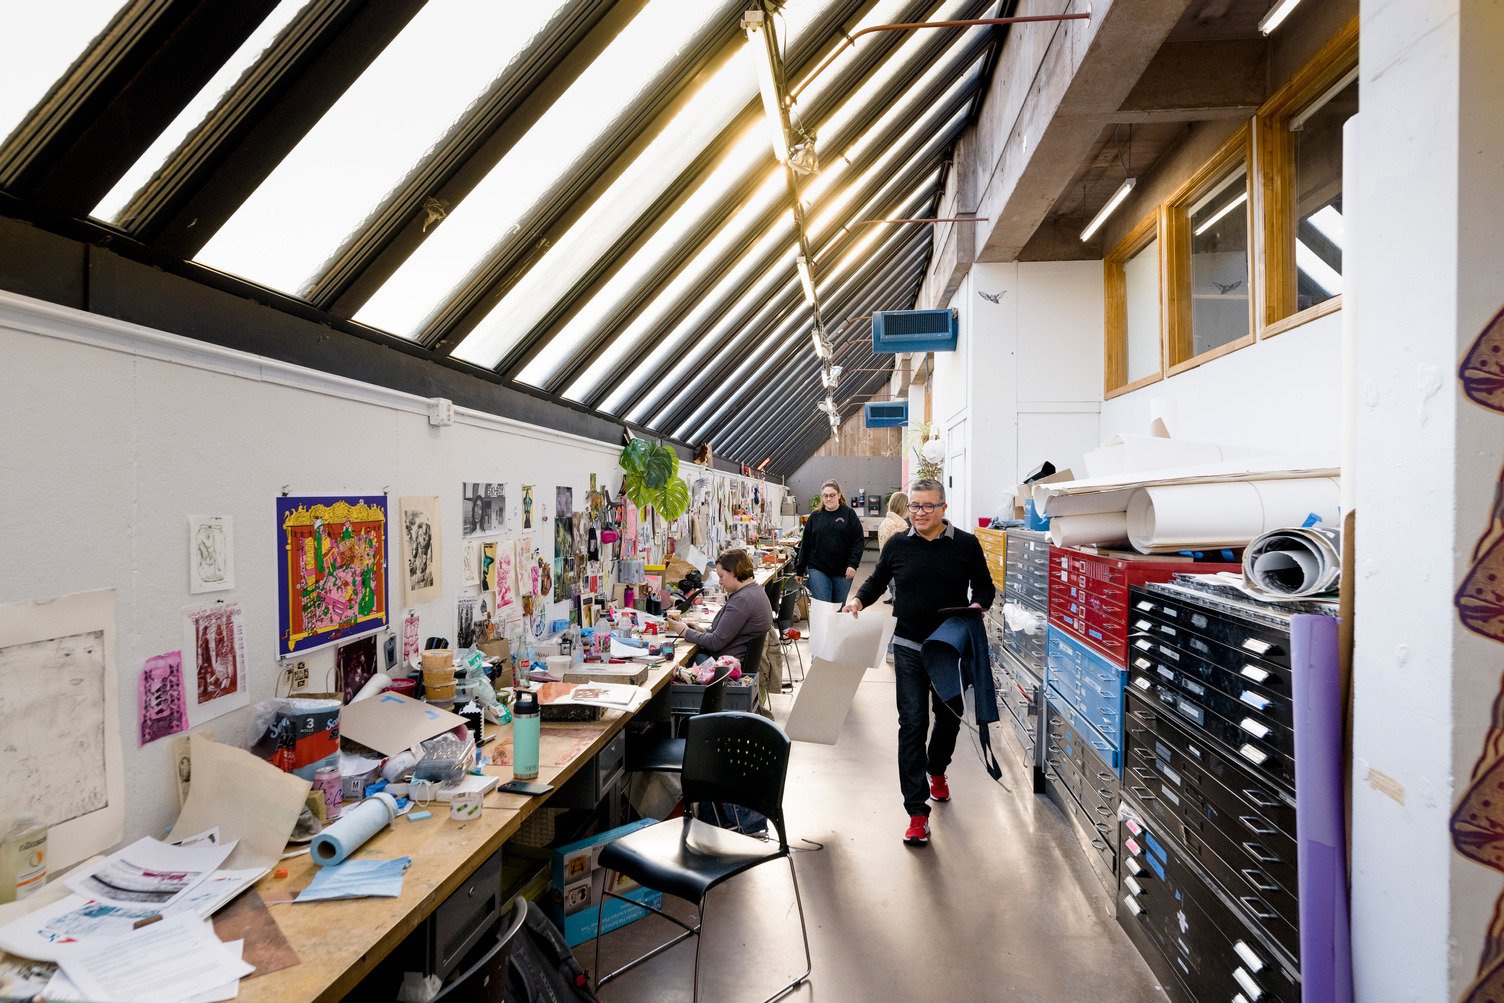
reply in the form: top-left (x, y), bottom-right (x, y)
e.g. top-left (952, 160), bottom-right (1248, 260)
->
top-left (619, 438), bottom-right (691, 521)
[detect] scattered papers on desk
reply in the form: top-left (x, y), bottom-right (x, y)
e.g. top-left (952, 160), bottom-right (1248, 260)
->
top-left (167, 733), bottom-right (310, 870)
top-left (296, 856), bottom-right (412, 902)
top-left (66, 836), bottom-right (235, 910)
top-left (47, 939), bottom-right (245, 1003)
top-left (54, 914), bottom-right (252, 1003)
top-left (809, 599), bottom-right (896, 668)
top-left (536, 681), bottom-right (651, 712)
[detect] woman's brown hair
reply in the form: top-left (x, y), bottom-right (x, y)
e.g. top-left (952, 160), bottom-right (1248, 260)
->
top-left (717, 548), bottom-right (756, 582)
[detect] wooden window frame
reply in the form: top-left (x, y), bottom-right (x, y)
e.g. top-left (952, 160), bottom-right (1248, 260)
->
top-left (1255, 18), bottom-right (1359, 338)
top-left (1104, 209), bottom-right (1164, 400)
top-left (1164, 124), bottom-right (1256, 377)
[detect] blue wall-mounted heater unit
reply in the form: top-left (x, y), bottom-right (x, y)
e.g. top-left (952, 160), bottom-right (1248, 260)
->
top-left (864, 401), bottom-right (909, 428)
top-left (871, 308), bottom-right (959, 353)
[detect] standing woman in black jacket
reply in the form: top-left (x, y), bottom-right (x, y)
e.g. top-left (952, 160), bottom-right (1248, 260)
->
top-left (796, 479), bottom-right (866, 605)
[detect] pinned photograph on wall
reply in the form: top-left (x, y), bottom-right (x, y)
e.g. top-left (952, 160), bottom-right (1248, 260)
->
top-left (185, 600), bottom-right (248, 726)
top-left (402, 612), bottom-right (420, 668)
top-left (462, 539), bottom-right (481, 587)
top-left (398, 496), bottom-right (442, 604)
top-left (187, 515), bottom-right (235, 594)
top-left (521, 484), bottom-right (535, 529)
top-left (463, 482), bottom-right (506, 537)
top-left (496, 539), bottom-right (517, 613)
top-left (276, 496), bottom-right (388, 657)
top-left (457, 595), bottom-right (481, 649)
top-left (337, 634), bottom-right (379, 704)
top-left (482, 541), bottom-right (498, 592)
top-left (0, 590), bottom-right (124, 870)
top-left (139, 650), bottom-right (188, 746)
top-left (556, 486), bottom-right (573, 520)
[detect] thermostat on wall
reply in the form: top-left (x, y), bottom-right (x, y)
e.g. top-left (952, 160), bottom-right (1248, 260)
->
top-left (428, 397), bottom-right (454, 427)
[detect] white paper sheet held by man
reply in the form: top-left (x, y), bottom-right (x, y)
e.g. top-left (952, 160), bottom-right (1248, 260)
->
top-left (808, 599), bottom-right (895, 668)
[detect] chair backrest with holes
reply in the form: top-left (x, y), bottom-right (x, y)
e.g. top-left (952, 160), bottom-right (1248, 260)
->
top-left (681, 712), bottom-right (792, 848)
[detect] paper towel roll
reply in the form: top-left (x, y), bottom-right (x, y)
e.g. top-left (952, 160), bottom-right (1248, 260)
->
top-left (1047, 512), bottom-right (1129, 548)
top-left (310, 792), bottom-right (397, 866)
top-left (1125, 478), bottom-right (1341, 553)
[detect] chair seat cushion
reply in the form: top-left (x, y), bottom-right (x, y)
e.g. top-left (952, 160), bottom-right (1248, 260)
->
top-left (628, 737), bottom-right (685, 774)
top-left (597, 816), bottom-right (785, 904)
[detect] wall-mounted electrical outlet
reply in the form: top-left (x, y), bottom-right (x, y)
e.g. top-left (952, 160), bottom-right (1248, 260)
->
top-left (291, 662), bottom-right (309, 691)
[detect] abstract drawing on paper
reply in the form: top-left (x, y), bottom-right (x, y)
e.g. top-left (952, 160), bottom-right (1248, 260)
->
top-left (496, 539), bottom-right (517, 613)
top-left (275, 495), bottom-right (388, 657)
top-left (482, 541), bottom-right (498, 593)
top-left (187, 515), bottom-right (234, 594)
top-left (398, 496), bottom-right (442, 604)
top-left (0, 590), bottom-right (124, 869)
top-left (139, 650), bottom-right (188, 746)
top-left (184, 601), bottom-right (248, 725)
top-left (463, 482), bottom-right (507, 537)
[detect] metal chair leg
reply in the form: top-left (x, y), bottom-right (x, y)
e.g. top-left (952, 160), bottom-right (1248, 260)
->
top-left (760, 854), bottom-right (812, 1002)
top-left (692, 893), bottom-right (707, 1003)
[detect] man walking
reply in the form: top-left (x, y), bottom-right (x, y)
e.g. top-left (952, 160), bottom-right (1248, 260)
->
top-left (844, 479), bottom-right (995, 846)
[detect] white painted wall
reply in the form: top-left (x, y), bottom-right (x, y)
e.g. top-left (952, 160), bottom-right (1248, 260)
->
top-left (1099, 309), bottom-right (1343, 450)
top-left (929, 260), bottom-right (1103, 526)
top-left (0, 293), bottom-right (781, 858)
top-left (1348, 2), bottom-right (1504, 998)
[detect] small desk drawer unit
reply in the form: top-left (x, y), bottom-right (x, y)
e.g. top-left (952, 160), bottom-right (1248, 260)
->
top-left (1047, 548), bottom-right (1239, 665)
top-left (1003, 529), bottom-right (1051, 610)
top-left (1045, 627), bottom-right (1125, 764)
top-left (1043, 698), bottom-right (1119, 894)
top-left (429, 847), bottom-right (504, 978)
top-left (1118, 801), bottom-right (1300, 1003)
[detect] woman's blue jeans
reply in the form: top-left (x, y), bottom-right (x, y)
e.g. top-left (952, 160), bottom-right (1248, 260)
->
top-left (806, 567), bottom-right (852, 605)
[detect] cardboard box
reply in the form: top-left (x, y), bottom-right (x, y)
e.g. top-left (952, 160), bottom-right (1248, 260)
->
top-left (548, 819), bottom-right (664, 946)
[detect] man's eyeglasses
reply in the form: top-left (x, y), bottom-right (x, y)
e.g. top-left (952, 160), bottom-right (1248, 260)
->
top-left (910, 502), bottom-right (945, 513)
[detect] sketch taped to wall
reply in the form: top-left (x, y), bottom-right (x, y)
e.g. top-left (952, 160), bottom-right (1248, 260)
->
top-left (398, 496), bottom-right (442, 604)
top-left (0, 590), bottom-right (124, 870)
top-left (187, 515), bottom-right (234, 594)
top-left (138, 650), bottom-right (188, 747)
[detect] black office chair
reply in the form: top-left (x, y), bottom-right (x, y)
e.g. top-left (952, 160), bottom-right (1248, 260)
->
top-left (592, 712), bottom-right (811, 1002)
top-left (627, 632), bottom-right (765, 774)
top-left (431, 895), bottom-right (529, 1002)
top-left (773, 576), bottom-right (806, 690)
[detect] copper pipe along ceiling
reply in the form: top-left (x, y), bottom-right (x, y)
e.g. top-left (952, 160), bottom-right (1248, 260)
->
top-left (789, 11), bottom-right (1094, 100)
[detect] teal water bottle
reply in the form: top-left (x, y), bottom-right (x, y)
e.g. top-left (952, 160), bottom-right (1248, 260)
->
top-left (512, 690), bottom-right (540, 780)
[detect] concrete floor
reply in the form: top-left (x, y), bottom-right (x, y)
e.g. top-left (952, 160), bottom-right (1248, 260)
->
top-left (595, 575), bottom-right (1170, 1002)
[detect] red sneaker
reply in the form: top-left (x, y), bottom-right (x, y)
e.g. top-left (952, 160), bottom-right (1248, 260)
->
top-left (904, 815), bottom-right (930, 846)
top-left (929, 774), bottom-right (951, 802)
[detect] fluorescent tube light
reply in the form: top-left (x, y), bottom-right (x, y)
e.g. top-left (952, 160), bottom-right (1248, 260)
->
top-left (1080, 178), bottom-right (1136, 242)
top-left (742, 10), bottom-right (788, 164)
top-left (796, 254), bottom-right (817, 306)
top-left (1258, 0), bottom-right (1302, 35)
top-left (1193, 191), bottom-right (1248, 237)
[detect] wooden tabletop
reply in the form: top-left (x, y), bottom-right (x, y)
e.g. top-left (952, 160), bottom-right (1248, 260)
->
top-left (234, 646), bottom-right (690, 1002)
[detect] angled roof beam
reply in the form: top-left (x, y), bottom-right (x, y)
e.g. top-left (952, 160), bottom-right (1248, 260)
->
top-left (765, 363), bottom-right (894, 472)
top-left (499, 0), bottom-right (895, 386)
top-left (570, 0), bottom-right (994, 406)
top-left (419, 0), bottom-right (847, 355)
top-left (674, 211), bottom-right (933, 445)
top-left (0, 0), bottom-right (284, 209)
top-left (128, 0), bottom-right (430, 254)
top-left (619, 91), bottom-right (974, 425)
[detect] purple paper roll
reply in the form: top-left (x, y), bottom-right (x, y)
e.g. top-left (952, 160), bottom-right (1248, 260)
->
top-left (1292, 613), bottom-right (1351, 1003)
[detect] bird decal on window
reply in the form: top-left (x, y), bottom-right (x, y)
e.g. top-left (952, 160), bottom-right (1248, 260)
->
top-left (1213, 279), bottom-right (1244, 295)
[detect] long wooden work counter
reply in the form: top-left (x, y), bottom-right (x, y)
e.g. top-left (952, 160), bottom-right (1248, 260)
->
top-left (242, 644), bottom-right (692, 1002)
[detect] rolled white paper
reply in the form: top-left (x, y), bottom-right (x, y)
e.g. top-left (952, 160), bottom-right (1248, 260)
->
top-left (310, 792), bottom-right (398, 866)
top-left (352, 672), bottom-right (393, 703)
top-left (1047, 512), bottom-right (1129, 548)
top-left (1125, 478), bottom-right (1340, 553)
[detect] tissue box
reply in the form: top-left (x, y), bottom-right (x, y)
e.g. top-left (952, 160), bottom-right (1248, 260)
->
top-left (548, 819), bottom-right (663, 946)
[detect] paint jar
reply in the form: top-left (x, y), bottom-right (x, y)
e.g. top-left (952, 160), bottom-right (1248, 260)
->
top-left (421, 650), bottom-right (453, 672)
top-left (383, 677), bottom-right (417, 698)
top-left (512, 690), bottom-right (540, 780)
top-left (0, 815), bottom-right (47, 904)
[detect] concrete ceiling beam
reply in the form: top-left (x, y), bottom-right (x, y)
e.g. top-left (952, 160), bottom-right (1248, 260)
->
top-left (1114, 37), bottom-right (1266, 121)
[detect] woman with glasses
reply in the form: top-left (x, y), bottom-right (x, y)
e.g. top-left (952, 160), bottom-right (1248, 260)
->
top-left (796, 479), bottom-right (865, 605)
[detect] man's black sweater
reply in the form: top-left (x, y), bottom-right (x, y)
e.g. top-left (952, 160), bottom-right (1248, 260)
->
top-left (854, 522), bottom-right (995, 644)
top-left (796, 504), bottom-right (865, 577)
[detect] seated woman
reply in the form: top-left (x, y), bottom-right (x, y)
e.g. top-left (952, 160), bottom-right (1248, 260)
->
top-left (662, 548), bottom-right (772, 666)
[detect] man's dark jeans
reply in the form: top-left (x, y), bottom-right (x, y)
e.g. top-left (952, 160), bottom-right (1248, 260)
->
top-left (894, 644), bottom-right (964, 817)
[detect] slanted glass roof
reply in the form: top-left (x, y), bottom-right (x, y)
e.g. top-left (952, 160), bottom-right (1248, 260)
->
top-left (0, 0), bottom-right (1009, 475)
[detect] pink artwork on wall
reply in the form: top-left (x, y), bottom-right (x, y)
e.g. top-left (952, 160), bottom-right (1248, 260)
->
top-left (138, 651), bottom-right (187, 746)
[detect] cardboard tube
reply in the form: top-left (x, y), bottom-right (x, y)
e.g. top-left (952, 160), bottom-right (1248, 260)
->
top-left (1047, 512), bottom-right (1129, 548)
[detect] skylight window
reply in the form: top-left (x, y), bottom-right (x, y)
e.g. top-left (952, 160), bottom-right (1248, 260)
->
top-left (192, 1), bottom-right (568, 296)
top-left (353, 0), bottom-right (721, 340)
top-left (0, 4), bottom-right (127, 151)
